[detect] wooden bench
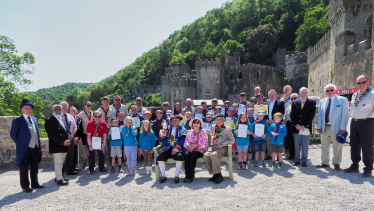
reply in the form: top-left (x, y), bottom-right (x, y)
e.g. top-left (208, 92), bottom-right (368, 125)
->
top-left (153, 144), bottom-right (233, 181)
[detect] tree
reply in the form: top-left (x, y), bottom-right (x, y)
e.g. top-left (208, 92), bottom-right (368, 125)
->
top-left (184, 50), bottom-right (198, 69)
top-left (223, 40), bottom-right (245, 56)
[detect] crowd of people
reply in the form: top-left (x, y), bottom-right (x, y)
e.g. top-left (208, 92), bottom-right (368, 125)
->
top-left (9, 75), bottom-right (374, 192)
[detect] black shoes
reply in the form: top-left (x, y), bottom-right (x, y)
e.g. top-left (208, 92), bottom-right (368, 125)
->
top-left (208, 174), bottom-right (218, 182)
top-left (174, 177), bottom-right (180, 184)
top-left (334, 164), bottom-right (341, 171)
top-left (183, 176), bottom-right (195, 183)
top-left (362, 172), bottom-right (372, 178)
top-left (57, 179), bottom-right (69, 186)
top-left (99, 168), bottom-right (108, 172)
top-left (159, 176), bottom-right (167, 184)
top-left (66, 171), bottom-right (79, 175)
top-left (111, 167), bottom-right (116, 174)
top-left (316, 163), bottom-right (330, 168)
top-left (22, 187), bottom-right (33, 193)
top-left (89, 170), bottom-right (96, 174)
top-left (31, 184), bottom-right (45, 189)
top-left (214, 174), bottom-right (224, 184)
top-left (264, 156), bottom-right (272, 160)
top-left (55, 176), bottom-right (69, 182)
top-left (292, 162), bottom-right (301, 166)
top-left (302, 162), bottom-right (307, 167)
top-left (344, 166), bottom-right (359, 173)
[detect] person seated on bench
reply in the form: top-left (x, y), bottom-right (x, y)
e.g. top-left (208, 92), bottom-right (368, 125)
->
top-left (203, 113), bottom-right (235, 184)
top-left (157, 114), bottom-right (186, 184)
top-left (183, 118), bottom-right (208, 183)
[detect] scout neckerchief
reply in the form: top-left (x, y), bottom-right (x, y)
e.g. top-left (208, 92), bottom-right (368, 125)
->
top-left (274, 121), bottom-right (283, 143)
top-left (94, 120), bottom-right (102, 136)
top-left (354, 86), bottom-right (372, 107)
top-left (248, 116), bottom-right (254, 124)
top-left (101, 105), bottom-right (109, 123)
top-left (124, 125), bottom-right (132, 136)
top-left (137, 106), bottom-right (143, 114)
top-left (213, 123), bottom-right (225, 144)
top-left (255, 119), bottom-right (265, 123)
top-left (283, 95), bottom-right (291, 103)
top-left (84, 110), bottom-right (92, 121)
top-left (142, 131), bottom-right (148, 138)
top-left (113, 104), bottom-right (121, 115)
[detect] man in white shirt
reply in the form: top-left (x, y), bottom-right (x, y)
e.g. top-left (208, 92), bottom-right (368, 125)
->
top-left (109, 95), bottom-right (129, 117)
top-left (129, 97), bottom-right (148, 116)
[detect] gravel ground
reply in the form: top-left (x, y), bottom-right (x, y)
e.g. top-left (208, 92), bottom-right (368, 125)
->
top-left (1, 143), bottom-right (374, 210)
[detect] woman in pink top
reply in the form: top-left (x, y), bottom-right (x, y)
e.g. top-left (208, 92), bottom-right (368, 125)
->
top-left (183, 118), bottom-right (208, 183)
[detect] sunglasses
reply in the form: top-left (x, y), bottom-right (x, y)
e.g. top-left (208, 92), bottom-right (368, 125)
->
top-left (136, 100), bottom-right (142, 101)
top-left (94, 115), bottom-right (101, 118)
top-left (357, 80), bottom-right (368, 85)
top-left (114, 99), bottom-right (121, 101)
top-left (291, 98), bottom-right (297, 100)
top-left (86, 105), bottom-right (92, 107)
top-left (325, 89), bottom-right (334, 92)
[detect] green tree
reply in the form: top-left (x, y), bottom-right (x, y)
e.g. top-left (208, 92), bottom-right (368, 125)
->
top-left (184, 50), bottom-right (198, 69)
top-left (223, 40), bottom-right (245, 56)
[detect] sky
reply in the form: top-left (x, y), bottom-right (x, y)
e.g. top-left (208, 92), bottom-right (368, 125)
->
top-left (0, 0), bottom-right (229, 92)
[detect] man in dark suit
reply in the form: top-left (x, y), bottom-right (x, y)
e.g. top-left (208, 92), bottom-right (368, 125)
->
top-left (45, 104), bottom-right (71, 186)
top-left (10, 99), bottom-right (44, 193)
top-left (264, 89), bottom-right (285, 159)
top-left (290, 87), bottom-right (316, 167)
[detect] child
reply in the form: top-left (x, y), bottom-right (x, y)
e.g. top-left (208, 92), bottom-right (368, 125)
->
top-left (194, 106), bottom-right (206, 121)
top-left (166, 110), bottom-right (172, 124)
top-left (121, 116), bottom-right (138, 175)
top-left (205, 112), bottom-right (214, 124)
top-left (252, 111), bottom-right (269, 168)
top-left (108, 119), bottom-right (123, 174)
top-left (184, 111), bottom-right (193, 130)
top-left (232, 103), bottom-right (238, 117)
top-left (224, 101), bottom-right (231, 117)
top-left (247, 108), bottom-right (257, 161)
top-left (139, 120), bottom-right (156, 174)
top-left (226, 107), bottom-right (237, 162)
top-left (152, 110), bottom-right (168, 147)
top-left (234, 112), bottom-right (253, 170)
top-left (268, 112), bottom-right (287, 169)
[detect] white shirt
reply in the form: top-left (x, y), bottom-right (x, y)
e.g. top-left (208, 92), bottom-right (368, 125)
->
top-left (325, 95), bottom-right (336, 125)
top-left (53, 114), bottom-right (67, 132)
top-left (268, 100), bottom-right (275, 120)
top-left (23, 113), bottom-right (37, 134)
top-left (350, 90), bottom-right (374, 119)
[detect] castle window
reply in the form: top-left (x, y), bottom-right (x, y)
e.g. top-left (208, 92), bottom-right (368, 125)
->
top-left (173, 89), bottom-right (176, 97)
top-left (178, 89), bottom-right (181, 96)
top-left (234, 85), bottom-right (237, 93)
top-left (294, 66), bottom-right (299, 76)
top-left (243, 85), bottom-right (248, 92)
top-left (238, 72), bottom-right (242, 79)
top-left (216, 77), bottom-right (219, 84)
top-left (366, 14), bottom-right (373, 26)
top-left (257, 72), bottom-right (260, 78)
top-left (206, 88), bottom-right (211, 95)
top-left (229, 73), bottom-right (233, 80)
top-left (199, 77), bottom-right (202, 84)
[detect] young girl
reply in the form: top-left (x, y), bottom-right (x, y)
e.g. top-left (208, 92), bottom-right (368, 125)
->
top-left (234, 113), bottom-right (253, 170)
top-left (139, 120), bottom-right (156, 175)
top-left (121, 116), bottom-right (138, 175)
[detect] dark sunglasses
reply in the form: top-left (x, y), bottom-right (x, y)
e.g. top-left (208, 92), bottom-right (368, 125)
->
top-left (86, 105), bottom-right (92, 107)
top-left (357, 80), bottom-right (368, 85)
top-left (114, 99), bottom-right (121, 101)
top-left (94, 115), bottom-right (101, 118)
top-left (136, 100), bottom-right (142, 101)
top-left (325, 89), bottom-right (334, 92)
top-left (291, 98), bottom-right (297, 100)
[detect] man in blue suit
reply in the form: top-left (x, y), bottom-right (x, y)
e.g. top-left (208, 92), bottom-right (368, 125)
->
top-left (317, 84), bottom-right (349, 171)
top-left (10, 99), bottom-right (44, 193)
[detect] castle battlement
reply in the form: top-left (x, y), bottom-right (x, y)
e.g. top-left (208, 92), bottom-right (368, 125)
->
top-left (307, 30), bottom-right (332, 63)
top-left (195, 58), bottom-right (221, 69)
top-left (285, 51), bottom-right (308, 65)
top-left (342, 40), bottom-right (373, 65)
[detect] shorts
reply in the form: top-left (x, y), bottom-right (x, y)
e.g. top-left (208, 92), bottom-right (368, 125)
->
top-left (254, 141), bottom-right (266, 152)
top-left (271, 145), bottom-right (283, 154)
top-left (111, 146), bottom-right (122, 157)
top-left (237, 145), bottom-right (249, 153)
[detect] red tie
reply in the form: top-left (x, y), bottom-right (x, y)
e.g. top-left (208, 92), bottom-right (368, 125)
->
top-left (325, 98), bottom-right (331, 123)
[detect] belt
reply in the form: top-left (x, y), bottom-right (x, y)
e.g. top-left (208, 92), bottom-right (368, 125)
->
top-left (352, 118), bottom-right (374, 121)
top-left (325, 124), bottom-right (331, 126)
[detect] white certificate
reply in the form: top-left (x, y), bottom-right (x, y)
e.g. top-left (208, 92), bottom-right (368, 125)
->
top-left (92, 136), bottom-right (102, 150)
top-left (254, 123), bottom-right (265, 137)
top-left (195, 113), bottom-right (203, 120)
top-left (237, 104), bottom-right (246, 115)
top-left (132, 117), bottom-right (141, 128)
top-left (225, 117), bottom-right (233, 122)
top-left (208, 109), bottom-right (215, 116)
top-left (221, 107), bottom-right (225, 115)
top-left (238, 124), bottom-right (248, 138)
top-left (203, 123), bottom-right (211, 130)
top-left (111, 127), bottom-right (121, 140)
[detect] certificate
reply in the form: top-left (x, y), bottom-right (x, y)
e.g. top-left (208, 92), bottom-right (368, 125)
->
top-left (208, 109), bottom-right (215, 116)
top-left (225, 117), bottom-right (233, 122)
top-left (221, 107), bottom-right (225, 115)
top-left (237, 104), bottom-right (246, 115)
top-left (179, 118), bottom-right (187, 127)
top-left (254, 105), bottom-right (269, 116)
top-left (225, 121), bottom-right (235, 130)
top-left (132, 117), bottom-right (141, 128)
top-left (195, 113), bottom-right (203, 120)
top-left (238, 124), bottom-right (248, 138)
top-left (254, 123), bottom-right (265, 137)
top-left (203, 123), bottom-right (211, 130)
top-left (111, 127), bottom-right (121, 140)
top-left (92, 136), bottom-right (102, 150)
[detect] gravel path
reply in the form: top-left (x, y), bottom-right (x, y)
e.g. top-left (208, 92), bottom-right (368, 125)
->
top-left (1, 143), bottom-right (374, 210)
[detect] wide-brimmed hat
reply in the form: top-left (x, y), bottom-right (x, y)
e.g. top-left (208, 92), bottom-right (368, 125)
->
top-left (20, 99), bottom-right (34, 109)
top-left (189, 117), bottom-right (204, 128)
top-left (170, 114), bottom-right (183, 121)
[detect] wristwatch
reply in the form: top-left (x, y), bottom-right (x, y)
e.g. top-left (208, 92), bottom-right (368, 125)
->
top-left (89, 145), bottom-right (92, 147)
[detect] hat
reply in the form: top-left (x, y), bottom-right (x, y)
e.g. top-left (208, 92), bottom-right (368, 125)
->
top-left (240, 92), bottom-right (246, 96)
top-left (170, 114), bottom-right (184, 121)
top-left (206, 112), bottom-right (214, 117)
top-left (213, 113), bottom-right (224, 119)
top-left (189, 117), bottom-right (204, 128)
top-left (228, 107), bottom-right (235, 112)
top-left (254, 86), bottom-right (261, 90)
top-left (111, 118), bottom-right (119, 122)
top-left (20, 99), bottom-right (34, 109)
top-left (144, 111), bottom-right (152, 116)
top-left (166, 110), bottom-right (172, 115)
top-left (336, 131), bottom-right (348, 144)
top-left (257, 110), bottom-right (266, 116)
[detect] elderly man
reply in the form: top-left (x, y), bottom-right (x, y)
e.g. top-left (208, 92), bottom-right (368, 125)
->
top-left (284, 93), bottom-right (299, 160)
top-left (69, 106), bottom-right (80, 171)
top-left (204, 113), bottom-right (235, 184)
top-left (110, 95), bottom-right (129, 117)
top-left (345, 75), bottom-right (374, 177)
top-left (98, 96), bottom-right (115, 164)
top-left (77, 101), bottom-right (94, 169)
top-left (10, 99), bottom-right (44, 193)
top-left (264, 89), bottom-right (285, 159)
top-left (129, 97), bottom-right (148, 116)
top-left (290, 87), bottom-right (316, 167)
top-left (281, 85), bottom-right (293, 111)
top-left (184, 98), bottom-right (196, 116)
top-left (157, 115), bottom-right (187, 184)
top-left (201, 100), bottom-right (208, 117)
top-left (316, 84), bottom-right (349, 171)
top-left (161, 102), bottom-right (170, 120)
top-left (60, 102), bottom-right (78, 176)
top-left (87, 110), bottom-right (108, 174)
top-left (45, 105), bottom-right (70, 185)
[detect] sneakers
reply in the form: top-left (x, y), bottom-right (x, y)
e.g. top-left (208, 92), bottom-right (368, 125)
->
top-left (110, 167), bottom-right (115, 174)
top-left (118, 167), bottom-right (124, 173)
top-left (278, 163), bottom-right (283, 170)
top-left (242, 163), bottom-right (246, 170)
top-left (130, 169), bottom-right (136, 175)
top-left (147, 167), bottom-right (152, 175)
top-left (126, 170), bottom-right (131, 176)
top-left (272, 162), bottom-right (277, 169)
top-left (237, 164), bottom-right (242, 170)
top-left (253, 161), bottom-right (259, 167)
top-left (232, 157), bottom-right (237, 163)
top-left (262, 161), bottom-right (266, 168)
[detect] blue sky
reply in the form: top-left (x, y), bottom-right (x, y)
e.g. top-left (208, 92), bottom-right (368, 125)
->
top-left (0, 0), bottom-right (229, 92)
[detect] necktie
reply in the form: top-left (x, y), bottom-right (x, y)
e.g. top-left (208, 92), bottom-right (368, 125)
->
top-left (64, 114), bottom-right (71, 134)
top-left (301, 101), bottom-right (305, 110)
top-left (28, 116), bottom-right (33, 124)
top-left (325, 98), bottom-right (331, 123)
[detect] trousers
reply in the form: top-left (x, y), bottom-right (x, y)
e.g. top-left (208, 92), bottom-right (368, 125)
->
top-left (203, 147), bottom-right (227, 174)
top-left (350, 119), bottom-right (374, 172)
top-left (184, 151), bottom-right (203, 179)
top-left (88, 146), bottom-right (105, 171)
top-left (124, 145), bottom-right (138, 170)
top-left (321, 125), bottom-right (343, 165)
top-left (19, 147), bottom-right (40, 189)
top-left (293, 133), bottom-right (310, 163)
top-left (54, 153), bottom-right (67, 180)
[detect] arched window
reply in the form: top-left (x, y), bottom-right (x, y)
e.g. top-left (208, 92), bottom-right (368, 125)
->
top-left (257, 72), bottom-right (260, 78)
top-left (239, 71), bottom-right (243, 79)
top-left (206, 88), bottom-right (211, 95)
top-left (199, 77), bottom-right (202, 84)
top-left (173, 89), bottom-right (176, 97)
top-left (216, 77), bottom-right (219, 84)
top-left (294, 66), bottom-right (299, 76)
top-left (178, 89), bottom-right (181, 96)
top-left (243, 85), bottom-right (248, 92)
top-left (366, 14), bottom-right (373, 25)
top-left (229, 73), bottom-right (233, 80)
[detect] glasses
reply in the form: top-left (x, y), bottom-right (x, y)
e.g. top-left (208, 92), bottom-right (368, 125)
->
top-left (291, 98), bottom-right (297, 100)
top-left (114, 99), bottom-right (121, 101)
top-left (94, 115), bottom-right (101, 118)
top-left (136, 100), bottom-right (142, 102)
top-left (325, 89), bottom-right (334, 92)
top-left (357, 80), bottom-right (368, 85)
top-left (86, 105), bottom-right (92, 107)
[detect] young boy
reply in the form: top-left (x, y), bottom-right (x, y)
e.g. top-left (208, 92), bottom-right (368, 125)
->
top-left (166, 110), bottom-right (172, 124)
top-left (247, 108), bottom-right (257, 161)
top-left (153, 110), bottom-right (168, 147)
top-left (252, 111), bottom-right (269, 168)
top-left (224, 101), bottom-right (231, 117)
top-left (184, 111), bottom-right (193, 130)
top-left (205, 112), bottom-right (214, 124)
top-left (108, 119), bottom-right (123, 173)
top-left (232, 103), bottom-right (238, 118)
top-left (226, 107), bottom-right (238, 162)
top-left (268, 112), bottom-right (287, 169)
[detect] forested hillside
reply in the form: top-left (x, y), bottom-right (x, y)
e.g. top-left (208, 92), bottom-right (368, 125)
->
top-left (33, 82), bottom-right (92, 102)
top-left (71, 0), bottom-right (329, 108)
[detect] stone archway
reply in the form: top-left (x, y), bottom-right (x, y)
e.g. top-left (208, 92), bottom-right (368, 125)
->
top-left (366, 14), bottom-right (373, 26)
